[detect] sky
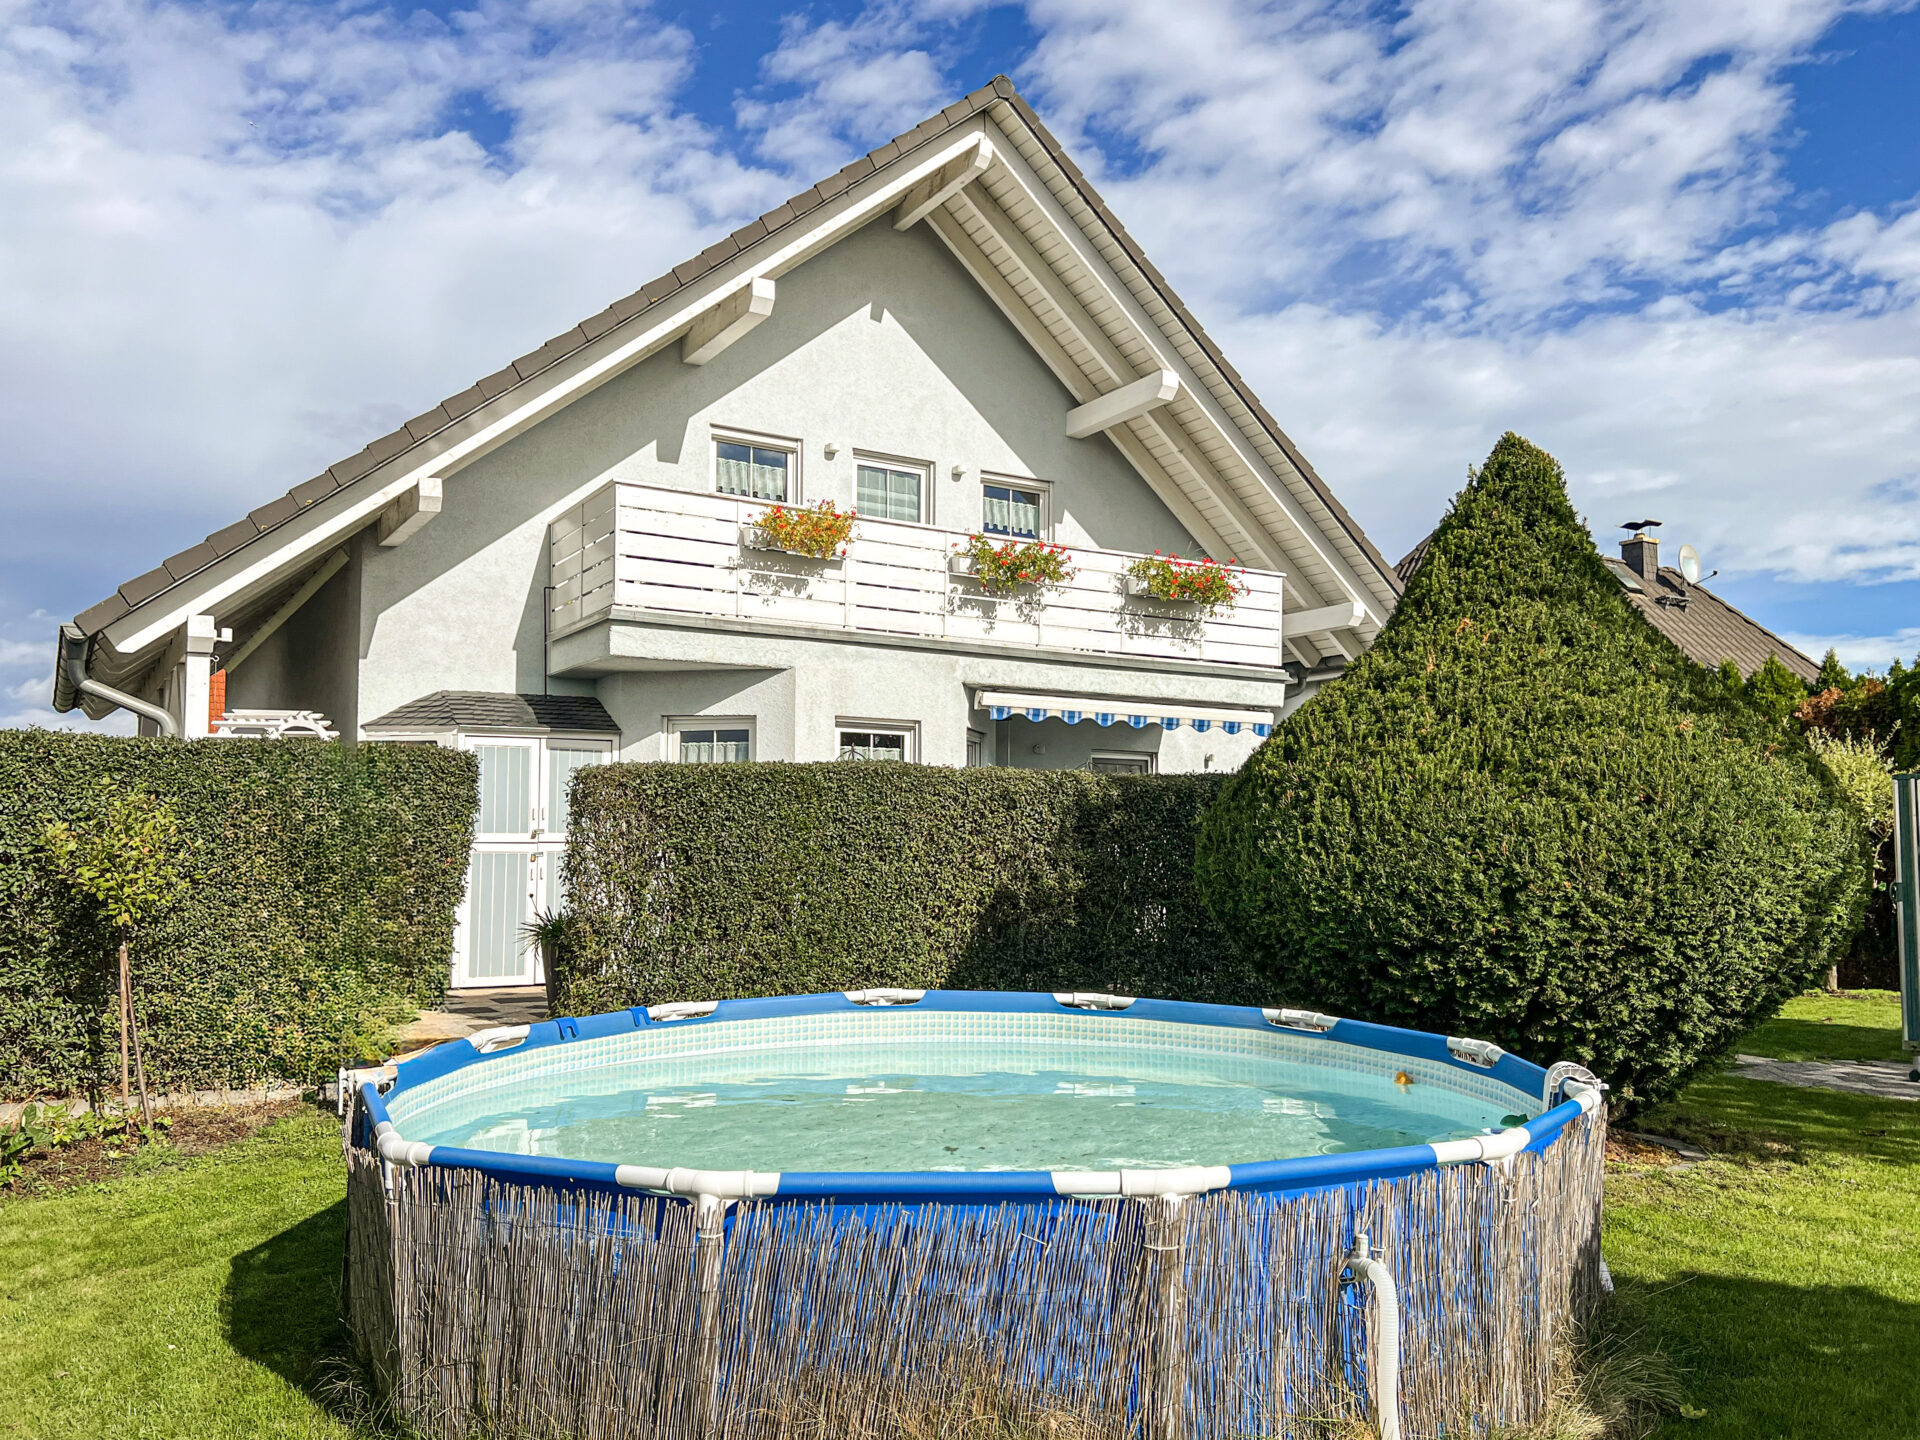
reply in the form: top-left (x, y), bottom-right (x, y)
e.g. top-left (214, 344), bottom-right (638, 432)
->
top-left (4, 0), bottom-right (1919, 730)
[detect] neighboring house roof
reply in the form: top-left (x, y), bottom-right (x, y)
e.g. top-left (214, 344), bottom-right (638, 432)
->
top-left (362, 691), bottom-right (620, 734)
top-left (1598, 557), bottom-right (1820, 683)
top-left (1394, 534), bottom-right (1818, 682)
top-left (63, 75), bottom-right (1402, 719)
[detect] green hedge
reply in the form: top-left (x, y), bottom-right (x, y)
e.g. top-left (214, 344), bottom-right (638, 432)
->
top-left (1196, 433), bottom-right (1871, 1111)
top-left (0, 732), bottom-right (476, 1101)
top-left (552, 764), bottom-right (1254, 1013)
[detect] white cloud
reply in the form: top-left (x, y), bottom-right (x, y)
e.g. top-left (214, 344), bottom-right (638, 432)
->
top-left (1783, 627), bottom-right (1920, 674)
top-left (0, 0), bottom-right (788, 557)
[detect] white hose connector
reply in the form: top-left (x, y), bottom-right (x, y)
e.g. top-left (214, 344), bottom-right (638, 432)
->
top-left (466, 1024), bottom-right (531, 1054)
top-left (373, 1121), bottom-right (436, 1168)
top-left (613, 1164), bottom-right (780, 1199)
top-left (1050, 1166), bottom-right (1233, 1197)
top-left (1053, 992), bottom-right (1136, 1010)
top-left (648, 1000), bottom-right (719, 1022)
top-left (1262, 1007), bottom-right (1339, 1032)
top-left (1344, 1234), bottom-right (1401, 1440)
top-left (844, 988), bottom-right (925, 1006)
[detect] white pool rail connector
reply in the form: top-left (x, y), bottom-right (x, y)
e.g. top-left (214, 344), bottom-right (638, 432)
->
top-left (1344, 1232), bottom-right (1402, 1440)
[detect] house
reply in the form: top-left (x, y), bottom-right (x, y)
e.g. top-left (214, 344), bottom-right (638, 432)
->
top-left (1396, 527), bottom-right (1818, 681)
top-left (51, 78), bottom-right (1402, 991)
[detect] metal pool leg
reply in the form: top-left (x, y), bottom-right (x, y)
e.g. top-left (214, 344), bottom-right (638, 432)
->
top-left (1142, 1193), bottom-right (1188, 1440)
top-left (693, 1192), bottom-right (729, 1437)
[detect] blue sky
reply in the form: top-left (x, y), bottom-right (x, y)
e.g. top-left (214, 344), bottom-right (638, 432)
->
top-left (4, 0), bottom-right (1919, 727)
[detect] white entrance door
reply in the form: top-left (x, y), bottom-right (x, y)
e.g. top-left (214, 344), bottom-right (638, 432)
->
top-left (453, 734), bottom-right (612, 988)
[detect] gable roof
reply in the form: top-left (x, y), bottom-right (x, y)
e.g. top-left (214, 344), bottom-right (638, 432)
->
top-left (64, 77), bottom-right (1400, 715)
top-left (363, 691), bottom-right (620, 734)
top-left (1395, 535), bottom-right (1818, 682)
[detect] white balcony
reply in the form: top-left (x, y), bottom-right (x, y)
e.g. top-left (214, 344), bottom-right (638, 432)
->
top-left (548, 481), bottom-right (1288, 671)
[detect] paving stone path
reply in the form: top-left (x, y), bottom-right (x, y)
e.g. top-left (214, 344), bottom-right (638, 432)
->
top-left (1731, 1053), bottom-right (1920, 1102)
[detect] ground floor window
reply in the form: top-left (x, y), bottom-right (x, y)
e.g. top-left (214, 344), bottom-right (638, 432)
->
top-left (674, 723), bottom-right (752, 763)
top-left (1090, 751), bottom-right (1154, 775)
top-left (838, 723), bottom-right (915, 762)
top-left (966, 728), bottom-right (987, 767)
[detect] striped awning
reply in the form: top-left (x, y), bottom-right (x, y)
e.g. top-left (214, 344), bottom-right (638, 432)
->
top-left (974, 690), bottom-right (1274, 737)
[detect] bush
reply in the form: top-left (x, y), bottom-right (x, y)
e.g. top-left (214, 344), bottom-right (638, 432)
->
top-left (0, 732), bottom-right (476, 1101)
top-left (552, 764), bottom-right (1255, 1014)
top-left (1195, 433), bottom-right (1870, 1110)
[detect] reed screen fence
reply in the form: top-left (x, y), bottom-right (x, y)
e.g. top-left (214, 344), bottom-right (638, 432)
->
top-left (345, 1110), bottom-right (1603, 1440)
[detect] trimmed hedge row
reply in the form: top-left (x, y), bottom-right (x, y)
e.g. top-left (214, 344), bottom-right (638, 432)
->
top-left (552, 764), bottom-right (1254, 1014)
top-left (1, 732), bottom-right (476, 1101)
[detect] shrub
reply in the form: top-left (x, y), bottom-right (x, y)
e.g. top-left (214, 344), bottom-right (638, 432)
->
top-left (1195, 432), bottom-right (1870, 1110)
top-left (551, 764), bottom-right (1255, 1014)
top-left (0, 732), bottom-right (476, 1101)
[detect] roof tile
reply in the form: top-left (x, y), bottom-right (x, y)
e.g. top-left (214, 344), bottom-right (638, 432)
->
top-left (162, 542), bottom-right (218, 580)
top-left (695, 237), bottom-right (739, 271)
top-left (816, 172), bottom-right (851, 200)
top-left (362, 428), bottom-right (413, 467)
top-left (727, 217), bottom-right (769, 249)
top-left (291, 474), bottom-right (337, 506)
top-left (442, 384), bottom-right (488, 421)
top-left (404, 406), bottom-right (452, 442)
top-left (364, 689), bottom-right (621, 734)
top-left (476, 366), bottom-right (519, 399)
top-left (671, 258), bottom-right (705, 286)
top-left (325, 457), bottom-right (366, 486)
top-left (641, 273), bottom-right (679, 304)
top-left (206, 518), bottom-right (261, 555)
top-left (248, 495), bottom-right (301, 530)
top-left (76, 594), bottom-right (132, 635)
top-left (578, 307), bottom-right (620, 340)
top-left (119, 566), bottom-right (174, 607)
top-left (869, 141), bottom-right (900, 167)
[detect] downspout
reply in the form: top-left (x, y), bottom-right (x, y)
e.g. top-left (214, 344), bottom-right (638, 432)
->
top-left (58, 624), bottom-right (178, 737)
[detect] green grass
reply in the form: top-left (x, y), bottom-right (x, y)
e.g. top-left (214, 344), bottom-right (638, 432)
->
top-left (1740, 988), bottom-right (1907, 1063)
top-left (0, 1108), bottom-right (356, 1440)
top-left (1608, 1076), bottom-right (1920, 1440)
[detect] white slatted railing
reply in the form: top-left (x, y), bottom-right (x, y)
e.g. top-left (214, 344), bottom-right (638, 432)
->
top-left (549, 481), bottom-right (1286, 669)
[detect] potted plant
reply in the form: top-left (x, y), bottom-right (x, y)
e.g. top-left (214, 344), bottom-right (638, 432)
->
top-left (1123, 552), bottom-right (1247, 614)
top-left (743, 501), bottom-right (855, 559)
top-left (951, 535), bottom-right (1077, 594)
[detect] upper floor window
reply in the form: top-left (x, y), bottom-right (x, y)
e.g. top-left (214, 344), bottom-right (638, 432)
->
top-left (857, 459), bottom-right (926, 523)
top-left (983, 480), bottom-right (1044, 540)
top-left (716, 440), bottom-right (791, 502)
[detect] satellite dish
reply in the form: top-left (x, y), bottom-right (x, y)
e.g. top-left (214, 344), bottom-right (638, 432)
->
top-left (1677, 544), bottom-right (1701, 584)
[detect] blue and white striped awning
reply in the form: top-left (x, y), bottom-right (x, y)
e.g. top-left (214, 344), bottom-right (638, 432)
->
top-left (974, 690), bottom-right (1274, 737)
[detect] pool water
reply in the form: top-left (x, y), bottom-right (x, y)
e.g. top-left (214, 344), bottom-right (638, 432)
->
top-left (402, 1040), bottom-right (1518, 1173)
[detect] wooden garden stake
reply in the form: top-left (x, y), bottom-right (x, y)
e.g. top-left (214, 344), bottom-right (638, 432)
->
top-left (118, 940), bottom-right (131, 1117)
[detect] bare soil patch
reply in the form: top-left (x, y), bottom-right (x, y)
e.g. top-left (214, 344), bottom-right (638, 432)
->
top-left (1, 1098), bottom-right (311, 1199)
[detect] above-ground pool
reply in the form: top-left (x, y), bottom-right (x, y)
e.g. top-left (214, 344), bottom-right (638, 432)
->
top-left (346, 990), bottom-right (1607, 1440)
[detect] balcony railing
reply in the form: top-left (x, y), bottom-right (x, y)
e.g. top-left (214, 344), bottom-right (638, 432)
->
top-left (549, 481), bottom-right (1287, 670)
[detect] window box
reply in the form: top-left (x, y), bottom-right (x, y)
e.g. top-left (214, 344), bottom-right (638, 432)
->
top-left (952, 535), bottom-right (1076, 594)
top-left (1122, 554), bottom-right (1247, 614)
top-left (740, 502), bottom-right (854, 560)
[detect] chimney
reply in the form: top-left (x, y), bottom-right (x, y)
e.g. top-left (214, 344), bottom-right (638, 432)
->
top-left (1621, 531), bottom-right (1660, 583)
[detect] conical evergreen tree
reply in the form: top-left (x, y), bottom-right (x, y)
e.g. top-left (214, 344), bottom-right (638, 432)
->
top-left (1197, 433), bottom-right (1868, 1107)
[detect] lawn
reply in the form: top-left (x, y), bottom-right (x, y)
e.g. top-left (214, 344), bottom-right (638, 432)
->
top-left (1738, 988), bottom-right (1907, 1063)
top-left (1, 992), bottom-right (1915, 1440)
